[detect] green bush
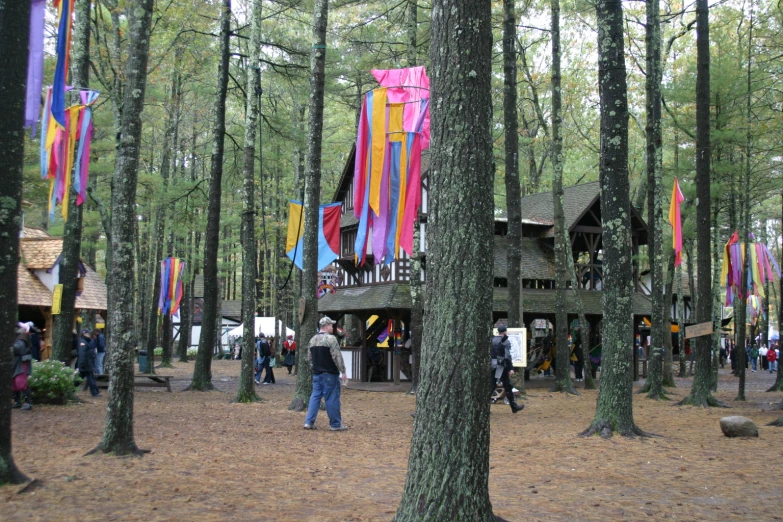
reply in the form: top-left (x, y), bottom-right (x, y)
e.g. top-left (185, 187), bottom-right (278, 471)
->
top-left (28, 360), bottom-right (81, 403)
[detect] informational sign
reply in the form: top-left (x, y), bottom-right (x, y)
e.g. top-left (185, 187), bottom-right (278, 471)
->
top-left (494, 327), bottom-right (527, 367)
top-left (685, 321), bottom-right (713, 339)
top-left (52, 284), bottom-right (63, 315)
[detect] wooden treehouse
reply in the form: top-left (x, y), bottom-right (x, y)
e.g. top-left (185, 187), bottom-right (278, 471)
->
top-left (318, 147), bottom-right (653, 382)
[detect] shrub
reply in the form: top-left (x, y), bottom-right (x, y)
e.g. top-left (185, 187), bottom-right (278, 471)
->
top-left (28, 360), bottom-right (81, 403)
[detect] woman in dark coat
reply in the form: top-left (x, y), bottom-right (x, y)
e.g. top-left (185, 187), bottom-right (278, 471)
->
top-left (12, 322), bottom-right (34, 410)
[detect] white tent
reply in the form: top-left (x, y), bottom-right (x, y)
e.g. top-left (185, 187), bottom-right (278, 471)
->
top-left (226, 317), bottom-right (294, 339)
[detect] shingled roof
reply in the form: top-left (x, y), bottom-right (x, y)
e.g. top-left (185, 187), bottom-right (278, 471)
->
top-left (20, 237), bottom-right (64, 269)
top-left (494, 236), bottom-right (555, 280)
top-left (318, 284), bottom-right (411, 314)
top-left (22, 226), bottom-right (51, 239)
top-left (17, 265), bottom-right (51, 307)
top-left (76, 267), bottom-right (108, 310)
top-left (493, 287), bottom-right (652, 316)
top-left (518, 181), bottom-right (601, 230)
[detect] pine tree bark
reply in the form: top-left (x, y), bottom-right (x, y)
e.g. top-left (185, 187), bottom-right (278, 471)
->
top-left (190, 0), bottom-right (231, 391)
top-left (0, 0), bottom-right (31, 485)
top-left (91, 0), bottom-right (154, 456)
top-left (405, 0), bottom-right (423, 395)
top-left (642, 0), bottom-right (666, 400)
top-left (581, 0), bottom-right (645, 438)
top-left (662, 251), bottom-right (676, 387)
top-left (678, 0), bottom-right (723, 407)
top-left (549, 0), bottom-right (575, 396)
top-left (394, 0), bottom-right (496, 519)
top-left (52, 0), bottom-right (91, 364)
top-left (288, 0), bottom-right (329, 411)
top-left (503, 0), bottom-right (522, 333)
top-left (235, 0), bottom-right (262, 404)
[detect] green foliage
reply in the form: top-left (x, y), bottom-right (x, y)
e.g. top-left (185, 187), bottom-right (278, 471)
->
top-left (27, 360), bottom-right (81, 403)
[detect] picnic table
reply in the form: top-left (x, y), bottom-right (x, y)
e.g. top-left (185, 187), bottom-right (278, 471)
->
top-left (94, 374), bottom-right (173, 392)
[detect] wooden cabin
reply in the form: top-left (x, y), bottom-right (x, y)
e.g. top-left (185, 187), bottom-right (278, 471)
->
top-left (319, 148), bottom-right (652, 382)
top-left (17, 226), bottom-right (108, 359)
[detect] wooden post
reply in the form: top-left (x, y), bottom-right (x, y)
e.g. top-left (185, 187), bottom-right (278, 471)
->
top-left (394, 318), bottom-right (401, 385)
top-left (359, 315), bottom-right (367, 382)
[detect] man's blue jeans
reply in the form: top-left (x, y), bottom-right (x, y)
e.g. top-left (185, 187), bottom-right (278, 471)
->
top-left (305, 372), bottom-right (342, 428)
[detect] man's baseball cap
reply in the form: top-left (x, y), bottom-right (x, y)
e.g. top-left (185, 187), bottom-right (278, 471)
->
top-left (319, 316), bottom-right (337, 327)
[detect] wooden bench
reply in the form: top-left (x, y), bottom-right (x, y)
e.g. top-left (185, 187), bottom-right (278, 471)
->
top-left (94, 374), bottom-right (173, 392)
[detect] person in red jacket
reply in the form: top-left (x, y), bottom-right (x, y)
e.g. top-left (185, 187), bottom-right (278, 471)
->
top-left (768, 345), bottom-right (778, 373)
top-left (282, 335), bottom-right (296, 375)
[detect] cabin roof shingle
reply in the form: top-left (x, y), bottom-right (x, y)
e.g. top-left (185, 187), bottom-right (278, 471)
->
top-left (494, 236), bottom-right (555, 280)
top-left (20, 237), bottom-right (64, 269)
top-left (17, 265), bottom-right (52, 307)
top-left (493, 287), bottom-right (652, 316)
top-left (318, 284), bottom-right (411, 314)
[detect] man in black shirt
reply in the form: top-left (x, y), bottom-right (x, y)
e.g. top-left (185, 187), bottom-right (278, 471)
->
top-left (303, 316), bottom-right (348, 431)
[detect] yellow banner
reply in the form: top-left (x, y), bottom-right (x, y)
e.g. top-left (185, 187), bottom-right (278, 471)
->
top-left (52, 284), bottom-right (63, 315)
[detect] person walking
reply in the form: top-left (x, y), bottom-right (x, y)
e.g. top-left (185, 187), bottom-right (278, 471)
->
top-left (572, 326), bottom-right (585, 382)
top-left (77, 328), bottom-right (100, 397)
top-left (255, 333), bottom-right (273, 384)
top-left (93, 329), bottom-right (106, 375)
top-left (490, 325), bottom-right (524, 413)
top-left (769, 345), bottom-right (778, 373)
top-left (12, 322), bottom-right (34, 410)
top-left (304, 316), bottom-right (348, 431)
top-left (750, 345), bottom-right (759, 372)
top-left (282, 334), bottom-right (296, 375)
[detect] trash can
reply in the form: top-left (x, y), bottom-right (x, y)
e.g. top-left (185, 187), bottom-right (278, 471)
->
top-left (138, 350), bottom-right (148, 373)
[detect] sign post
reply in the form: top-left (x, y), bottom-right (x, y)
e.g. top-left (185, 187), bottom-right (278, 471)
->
top-left (685, 321), bottom-right (713, 339)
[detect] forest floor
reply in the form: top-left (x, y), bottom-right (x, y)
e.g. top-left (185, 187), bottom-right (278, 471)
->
top-left (4, 359), bottom-right (783, 521)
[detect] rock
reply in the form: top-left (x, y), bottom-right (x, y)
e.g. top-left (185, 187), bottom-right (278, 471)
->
top-left (720, 416), bottom-right (759, 438)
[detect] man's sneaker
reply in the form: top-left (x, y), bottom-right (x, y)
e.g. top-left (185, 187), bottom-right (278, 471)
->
top-left (12, 402), bottom-right (21, 409)
top-left (254, 379), bottom-right (260, 384)
top-left (303, 424), bottom-right (316, 430)
top-left (511, 403), bottom-right (525, 414)
top-left (330, 425), bottom-right (349, 431)
top-left (21, 403), bottom-right (32, 411)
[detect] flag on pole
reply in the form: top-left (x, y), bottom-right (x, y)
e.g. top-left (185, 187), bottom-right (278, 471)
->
top-left (668, 178), bottom-right (685, 266)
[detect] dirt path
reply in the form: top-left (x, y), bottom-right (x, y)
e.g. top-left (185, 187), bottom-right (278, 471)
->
top-left (4, 360), bottom-right (782, 521)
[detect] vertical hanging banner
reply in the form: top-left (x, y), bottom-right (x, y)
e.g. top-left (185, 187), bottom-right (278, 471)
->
top-left (158, 257), bottom-right (185, 315)
top-left (353, 66), bottom-right (431, 265)
top-left (40, 88), bottom-right (100, 221)
top-left (668, 177), bottom-right (685, 267)
top-left (285, 201), bottom-right (341, 271)
top-left (52, 284), bottom-right (64, 315)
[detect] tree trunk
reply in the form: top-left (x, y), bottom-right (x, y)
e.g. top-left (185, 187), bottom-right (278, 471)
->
top-left (92, 0), bottom-right (154, 457)
top-left (190, 0), bottom-right (231, 391)
top-left (710, 206), bottom-right (721, 391)
top-left (582, 0), bottom-right (645, 438)
top-left (0, 0), bottom-right (31, 485)
top-left (394, 0), bottom-right (496, 520)
top-left (406, 0), bottom-right (422, 395)
top-left (288, 0), bottom-right (329, 412)
top-left (678, 0), bottom-right (723, 407)
top-left (769, 195), bottom-right (783, 392)
top-left (662, 249), bottom-right (676, 387)
top-left (52, 0), bottom-right (91, 364)
top-left (549, 0), bottom-right (575, 396)
top-left (235, 0), bottom-right (262, 404)
top-left (642, 0), bottom-right (665, 400)
top-left (503, 0), bottom-right (522, 332)
top-left (677, 263), bottom-right (687, 377)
